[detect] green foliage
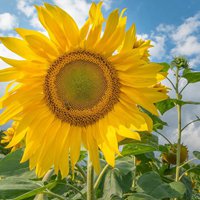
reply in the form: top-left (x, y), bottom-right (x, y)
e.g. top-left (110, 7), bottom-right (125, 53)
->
top-left (156, 99), bottom-right (176, 115)
top-left (159, 62), bottom-right (171, 72)
top-left (193, 151), bottom-right (200, 160)
top-left (137, 171), bottom-right (186, 199)
top-left (121, 134), bottom-right (158, 156)
top-left (183, 70), bottom-right (200, 83)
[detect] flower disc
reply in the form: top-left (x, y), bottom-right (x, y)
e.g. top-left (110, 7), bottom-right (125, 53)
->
top-left (44, 50), bottom-right (120, 126)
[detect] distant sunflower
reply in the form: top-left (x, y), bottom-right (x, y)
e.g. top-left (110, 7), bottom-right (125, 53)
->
top-left (0, 2), bottom-right (168, 177)
top-left (1, 122), bottom-right (23, 152)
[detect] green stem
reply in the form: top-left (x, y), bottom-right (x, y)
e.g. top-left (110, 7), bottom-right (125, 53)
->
top-left (175, 68), bottom-right (182, 183)
top-left (132, 156), bottom-right (137, 191)
top-left (94, 163), bottom-right (110, 190)
top-left (43, 191), bottom-right (67, 200)
top-left (179, 158), bottom-right (197, 168)
top-left (167, 77), bottom-right (176, 91)
top-left (87, 153), bottom-right (94, 200)
top-left (181, 119), bottom-right (200, 132)
top-left (155, 131), bottom-right (173, 145)
top-left (179, 82), bottom-right (189, 94)
top-left (179, 167), bottom-right (197, 181)
top-left (34, 169), bottom-right (54, 200)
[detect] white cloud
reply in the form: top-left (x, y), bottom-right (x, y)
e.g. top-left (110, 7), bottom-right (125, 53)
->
top-left (52, 0), bottom-right (91, 27)
top-left (30, 14), bottom-right (44, 30)
top-left (17, 0), bottom-right (35, 18)
top-left (171, 12), bottom-right (200, 42)
top-left (0, 13), bottom-right (18, 31)
top-left (151, 12), bottom-right (200, 67)
top-left (102, 0), bottom-right (113, 10)
top-left (136, 33), bottom-right (166, 60)
top-left (149, 35), bottom-right (166, 60)
top-left (171, 36), bottom-right (200, 56)
top-left (136, 33), bottom-right (149, 40)
top-left (156, 24), bottom-right (175, 33)
top-left (170, 13), bottom-right (200, 63)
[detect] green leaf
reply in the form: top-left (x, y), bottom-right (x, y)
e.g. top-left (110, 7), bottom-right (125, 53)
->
top-left (193, 151), bottom-right (200, 160)
top-left (183, 71), bottom-right (200, 83)
top-left (121, 134), bottom-right (158, 156)
top-left (0, 177), bottom-right (40, 199)
top-left (0, 149), bottom-right (36, 179)
top-left (122, 144), bottom-right (157, 157)
top-left (156, 99), bottom-right (176, 115)
top-left (181, 176), bottom-right (193, 200)
top-left (115, 157), bottom-right (135, 175)
top-left (101, 158), bottom-right (134, 199)
top-left (159, 62), bottom-right (170, 72)
top-left (127, 193), bottom-right (158, 200)
top-left (137, 171), bottom-right (186, 199)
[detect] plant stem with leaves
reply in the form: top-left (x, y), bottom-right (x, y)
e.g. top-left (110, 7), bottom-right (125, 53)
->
top-left (175, 67), bottom-right (182, 182)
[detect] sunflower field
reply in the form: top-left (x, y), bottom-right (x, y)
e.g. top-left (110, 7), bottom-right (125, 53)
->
top-left (0, 1), bottom-right (200, 200)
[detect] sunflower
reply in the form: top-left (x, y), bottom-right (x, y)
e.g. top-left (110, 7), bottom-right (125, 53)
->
top-left (1, 122), bottom-right (23, 152)
top-left (0, 2), bottom-right (168, 178)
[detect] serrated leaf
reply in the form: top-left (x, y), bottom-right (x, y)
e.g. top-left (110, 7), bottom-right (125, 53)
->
top-left (156, 99), bottom-right (176, 115)
top-left (137, 171), bottom-right (186, 199)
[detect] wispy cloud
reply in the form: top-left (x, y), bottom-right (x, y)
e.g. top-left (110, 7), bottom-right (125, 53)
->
top-left (17, 0), bottom-right (35, 18)
top-left (0, 13), bottom-right (18, 31)
top-left (151, 12), bottom-right (200, 67)
top-left (52, 0), bottom-right (91, 27)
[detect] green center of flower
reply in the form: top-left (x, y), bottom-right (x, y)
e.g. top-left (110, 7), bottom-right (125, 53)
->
top-left (44, 50), bottom-right (120, 127)
top-left (56, 61), bottom-right (106, 110)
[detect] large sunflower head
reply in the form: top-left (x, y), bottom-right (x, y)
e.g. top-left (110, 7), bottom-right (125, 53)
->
top-left (0, 2), bottom-right (168, 178)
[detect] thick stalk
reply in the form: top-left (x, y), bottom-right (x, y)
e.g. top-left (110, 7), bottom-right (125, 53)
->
top-left (87, 153), bottom-right (94, 200)
top-left (175, 68), bottom-right (182, 182)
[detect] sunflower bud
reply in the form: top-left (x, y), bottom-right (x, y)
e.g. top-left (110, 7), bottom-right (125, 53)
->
top-left (161, 143), bottom-right (188, 165)
top-left (171, 57), bottom-right (189, 69)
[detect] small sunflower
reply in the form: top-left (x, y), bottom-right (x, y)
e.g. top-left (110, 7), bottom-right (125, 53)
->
top-left (162, 144), bottom-right (188, 165)
top-left (1, 122), bottom-right (23, 152)
top-left (0, 2), bottom-right (168, 178)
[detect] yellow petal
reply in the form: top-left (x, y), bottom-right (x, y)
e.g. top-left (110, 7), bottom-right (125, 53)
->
top-left (0, 68), bottom-right (21, 82)
top-left (0, 37), bottom-right (44, 60)
top-left (35, 6), bottom-right (67, 51)
top-left (121, 87), bottom-right (158, 115)
top-left (117, 125), bottom-right (141, 141)
top-left (85, 2), bottom-right (104, 48)
top-left (120, 24), bottom-right (136, 52)
top-left (86, 125), bottom-right (101, 173)
top-left (15, 28), bottom-right (59, 58)
top-left (54, 123), bottom-right (70, 174)
top-left (69, 126), bottom-right (82, 170)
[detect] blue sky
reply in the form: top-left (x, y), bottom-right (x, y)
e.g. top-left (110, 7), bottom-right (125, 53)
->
top-left (0, 0), bottom-right (200, 153)
top-left (1, 0), bottom-right (200, 68)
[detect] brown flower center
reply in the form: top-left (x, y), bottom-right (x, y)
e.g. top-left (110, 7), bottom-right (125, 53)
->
top-left (44, 50), bottom-right (120, 127)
